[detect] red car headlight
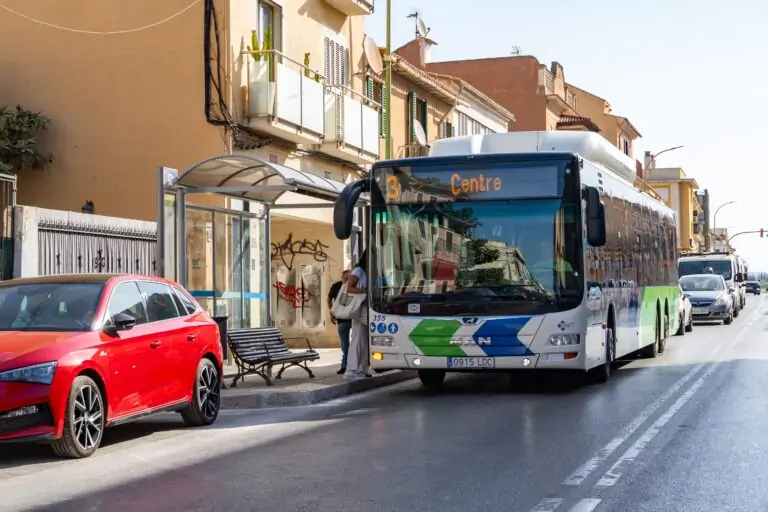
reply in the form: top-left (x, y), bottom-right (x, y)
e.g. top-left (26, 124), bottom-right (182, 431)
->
top-left (0, 362), bottom-right (57, 385)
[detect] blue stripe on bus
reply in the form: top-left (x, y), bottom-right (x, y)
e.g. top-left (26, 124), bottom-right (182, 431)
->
top-left (189, 290), bottom-right (266, 299)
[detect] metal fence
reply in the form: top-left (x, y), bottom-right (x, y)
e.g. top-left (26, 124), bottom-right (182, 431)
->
top-left (37, 218), bottom-right (158, 276)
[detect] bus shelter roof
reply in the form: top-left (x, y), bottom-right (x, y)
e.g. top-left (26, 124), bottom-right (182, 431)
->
top-left (175, 154), bottom-right (358, 204)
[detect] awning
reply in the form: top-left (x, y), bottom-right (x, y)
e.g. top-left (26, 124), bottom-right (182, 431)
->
top-left (174, 154), bottom-right (350, 204)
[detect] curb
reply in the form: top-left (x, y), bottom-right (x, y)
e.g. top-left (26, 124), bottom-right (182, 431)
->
top-left (221, 370), bottom-right (417, 409)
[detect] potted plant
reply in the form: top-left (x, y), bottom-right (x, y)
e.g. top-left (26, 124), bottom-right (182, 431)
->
top-left (247, 28), bottom-right (276, 116)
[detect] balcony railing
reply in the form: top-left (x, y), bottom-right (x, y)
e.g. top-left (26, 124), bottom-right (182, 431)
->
top-left (323, 0), bottom-right (374, 16)
top-left (399, 143), bottom-right (429, 158)
top-left (544, 73), bottom-right (555, 95)
top-left (245, 50), bottom-right (326, 143)
top-left (322, 84), bottom-right (380, 162)
top-left (565, 90), bottom-right (576, 109)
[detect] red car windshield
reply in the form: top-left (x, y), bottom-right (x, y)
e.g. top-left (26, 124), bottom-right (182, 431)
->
top-left (0, 282), bottom-right (104, 331)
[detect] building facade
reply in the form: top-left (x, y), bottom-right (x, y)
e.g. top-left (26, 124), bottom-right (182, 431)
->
top-left (0, 0), bottom-right (378, 346)
top-left (393, 38), bottom-right (515, 137)
top-left (644, 167), bottom-right (704, 253)
top-left (415, 54), bottom-right (599, 134)
top-left (566, 85), bottom-right (642, 158)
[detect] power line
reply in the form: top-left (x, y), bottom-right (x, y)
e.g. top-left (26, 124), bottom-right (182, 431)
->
top-left (0, 0), bottom-right (200, 35)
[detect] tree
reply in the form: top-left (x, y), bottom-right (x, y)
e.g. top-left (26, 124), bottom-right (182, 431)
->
top-left (0, 105), bottom-right (52, 174)
top-left (440, 202), bottom-right (505, 286)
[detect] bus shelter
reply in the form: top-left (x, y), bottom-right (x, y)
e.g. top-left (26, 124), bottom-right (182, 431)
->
top-left (156, 154), bottom-right (367, 330)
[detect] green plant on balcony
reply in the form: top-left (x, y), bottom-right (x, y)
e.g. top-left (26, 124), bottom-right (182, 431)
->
top-left (247, 30), bottom-right (261, 62)
top-left (303, 53), bottom-right (321, 82)
top-left (0, 105), bottom-right (52, 174)
top-left (263, 24), bottom-right (274, 82)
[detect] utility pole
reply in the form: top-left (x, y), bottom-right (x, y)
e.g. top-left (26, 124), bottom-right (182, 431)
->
top-left (384, 0), bottom-right (392, 159)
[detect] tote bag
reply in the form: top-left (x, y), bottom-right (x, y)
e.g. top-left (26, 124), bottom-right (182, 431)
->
top-left (330, 283), bottom-right (365, 320)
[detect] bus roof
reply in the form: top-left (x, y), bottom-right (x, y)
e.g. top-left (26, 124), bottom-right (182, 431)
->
top-left (428, 131), bottom-right (638, 184)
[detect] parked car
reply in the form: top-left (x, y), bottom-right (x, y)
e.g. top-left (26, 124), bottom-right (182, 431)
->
top-left (745, 273), bottom-right (762, 295)
top-left (675, 283), bottom-right (693, 335)
top-left (680, 273), bottom-right (734, 325)
top-left (0, 274), bottom-right (223, 459)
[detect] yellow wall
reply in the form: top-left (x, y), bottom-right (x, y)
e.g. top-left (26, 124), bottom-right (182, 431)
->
top-left (0, 0), bottom-right (230, 220)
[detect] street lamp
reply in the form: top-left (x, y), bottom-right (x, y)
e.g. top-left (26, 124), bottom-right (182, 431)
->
top-left (646, 145), bottom-right (684, 169)
top-left (713, 201), bottom-right (736, 230)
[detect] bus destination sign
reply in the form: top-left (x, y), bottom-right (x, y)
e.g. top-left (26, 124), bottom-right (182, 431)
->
top-left (378, 164), bottom-right (560, 203)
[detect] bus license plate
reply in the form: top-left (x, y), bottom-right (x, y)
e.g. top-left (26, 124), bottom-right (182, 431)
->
top-left (447, 357), bottom-right (495, 369)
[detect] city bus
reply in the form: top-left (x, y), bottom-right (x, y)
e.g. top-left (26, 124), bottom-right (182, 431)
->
top-left (333, 131), bottom-right (680, 387)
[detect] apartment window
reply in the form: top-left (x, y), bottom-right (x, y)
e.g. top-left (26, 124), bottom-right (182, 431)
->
top-left (406, 92), bottom-right (428, 146)
top-left (623, 138), bottom-right (630, 156)
top-left (324, 37), bottom-right (349, 86)
top-left (258, 1), bottom-right (282, 53)
top-left (456, 112), bottom-right (493, 136)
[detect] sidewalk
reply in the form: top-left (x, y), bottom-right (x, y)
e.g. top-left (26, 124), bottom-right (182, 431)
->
top-left (221, 348), bottom-right (416, 409)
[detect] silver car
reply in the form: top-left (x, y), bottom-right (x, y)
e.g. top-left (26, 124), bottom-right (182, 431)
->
top-left (679, 274), bottom-right (734, 325)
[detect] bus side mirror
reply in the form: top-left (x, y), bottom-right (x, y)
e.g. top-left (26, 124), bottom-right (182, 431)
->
top-left (334, 180), bottom-right (369, 239)
top-left (584, 186), bottom-right (606, 247)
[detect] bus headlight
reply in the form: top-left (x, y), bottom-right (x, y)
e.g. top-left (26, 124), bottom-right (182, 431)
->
top-left (371, 335), bottom-right (395, 347)
top-left (549, 334), bottom-right (580, 346)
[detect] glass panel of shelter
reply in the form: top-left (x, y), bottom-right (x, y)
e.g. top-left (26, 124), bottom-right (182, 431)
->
top-left (185, 204), bottom-right (267, 333)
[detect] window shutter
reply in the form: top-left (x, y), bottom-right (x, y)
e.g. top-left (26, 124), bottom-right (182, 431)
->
top-left (379, 83), bottom-right (387, 137)
top-left (450, 125), bottom-right (456, 137)
top-left (365, 76), bottom-right (374, 101)
top-left (421, 99), bottom-right (428, 141)
top-left (439, 121), bottom-right (447, 138)
top-left (323, 37), bottom-right (331, 82)
top-left (408, 92), bottom-right (416, 143)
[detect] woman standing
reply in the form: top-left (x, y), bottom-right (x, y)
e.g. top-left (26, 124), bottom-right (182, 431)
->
top-left (344, 249), bottom-right (371, 380)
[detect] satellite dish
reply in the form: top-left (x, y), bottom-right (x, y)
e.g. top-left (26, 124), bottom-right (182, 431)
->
top-left (416, 18), bottom-right (429, 38)
top-left (362, 35), bottom-right (383, 75)
top-left (414, 120), bottom-right (427, 147)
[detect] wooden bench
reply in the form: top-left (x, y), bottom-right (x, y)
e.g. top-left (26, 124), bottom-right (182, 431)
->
top-left (227, 327), bottom-right (319, 387)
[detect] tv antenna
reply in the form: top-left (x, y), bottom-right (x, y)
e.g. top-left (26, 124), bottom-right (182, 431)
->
top-left (510, 46), bottom-right (521, 56)
top-left (407, 10), bottom-right (430, 39)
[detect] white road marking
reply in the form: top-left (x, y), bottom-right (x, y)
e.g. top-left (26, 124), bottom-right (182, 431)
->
top-left (595, 299), bottom-right (763, 488)
top-left (565, 296), bottom-right (765, 487)
top-left (530, 498), bottom-right (564, 512)
top-left (563, 360), bottom-right (705, 486)
top-left (568, 498), bottom-right (602, 511)
top-left (595, 360), bottom-right (714, 487)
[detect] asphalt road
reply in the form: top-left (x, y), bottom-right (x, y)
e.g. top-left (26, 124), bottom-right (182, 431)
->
top-left (2, 295), bottom-right (767, 512)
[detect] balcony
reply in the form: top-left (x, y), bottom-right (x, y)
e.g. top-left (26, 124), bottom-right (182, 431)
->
top-left (399, 144), bottom-right (429, 158)
top-left (245, 50), bottom-right (325, 145)
top-left (321, 85), bottom-right (380, 164)
top-left (323, 0), bottom-right (374, 16)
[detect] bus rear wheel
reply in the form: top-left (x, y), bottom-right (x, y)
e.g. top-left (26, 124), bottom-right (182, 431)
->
top-left (418, 370), bottom-right (446, 389)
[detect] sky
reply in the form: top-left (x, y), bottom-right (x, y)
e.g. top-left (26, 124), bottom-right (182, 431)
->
top-left (365, 0), bottom-right (768, 269)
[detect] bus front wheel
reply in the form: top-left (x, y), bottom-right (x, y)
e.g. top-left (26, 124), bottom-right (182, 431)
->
top-left (418, 370), bottom-right (446, 389)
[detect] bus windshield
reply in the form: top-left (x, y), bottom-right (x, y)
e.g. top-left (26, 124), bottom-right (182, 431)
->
top-left (678, 259), bottom-right (733, 280)
top-left (371, 199), bottom-right (583, 316)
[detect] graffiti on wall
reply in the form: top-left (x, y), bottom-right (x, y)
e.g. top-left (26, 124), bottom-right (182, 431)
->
top-left (273, 281), bottom-right (315, 309)
top-left (272, 262), bottom-right (327, 332)
top-left (270, 233), bottom-right (329, 270)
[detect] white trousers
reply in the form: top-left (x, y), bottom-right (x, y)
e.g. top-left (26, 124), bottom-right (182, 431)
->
top-left (344, 309), bottom-right (369, 378)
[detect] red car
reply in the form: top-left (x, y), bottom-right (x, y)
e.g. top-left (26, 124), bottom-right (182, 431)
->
top-left (0, 274), bottom-right (223, 458)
